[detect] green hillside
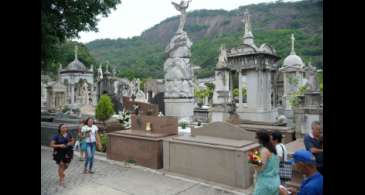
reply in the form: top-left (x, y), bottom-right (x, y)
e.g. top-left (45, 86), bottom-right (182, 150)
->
top-left (86, 0), bottom-right (323, 79)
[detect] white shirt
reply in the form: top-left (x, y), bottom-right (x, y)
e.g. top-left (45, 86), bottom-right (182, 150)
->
top-left (276, 143), bottom-right (288, 162)
top-left (81, 125), bottom-right (98, 143)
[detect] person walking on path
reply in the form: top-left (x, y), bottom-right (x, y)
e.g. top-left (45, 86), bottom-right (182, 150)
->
top-left (50, 124), bottom-right (75, 186)
top-left (253, 130), bottom-right (280, 195)
top-left (76, 120), bottom-right (86, 161)
top-left (80, 117), bottom-right (102, 174)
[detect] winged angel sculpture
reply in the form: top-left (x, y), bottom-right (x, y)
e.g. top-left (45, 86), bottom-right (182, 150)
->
top-left (171, 0), bottom-right (192, 34)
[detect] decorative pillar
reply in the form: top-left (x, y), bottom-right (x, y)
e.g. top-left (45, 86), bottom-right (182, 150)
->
top-left (71, 84), bottom-right (75, 105)
top-left (238, 71), bottom-right (243, 105)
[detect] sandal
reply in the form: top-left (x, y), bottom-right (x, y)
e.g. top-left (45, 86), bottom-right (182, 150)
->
top-left (88, 170), bottom-right (94, 174)
top-left (83, 169), bottom-right (88, 174)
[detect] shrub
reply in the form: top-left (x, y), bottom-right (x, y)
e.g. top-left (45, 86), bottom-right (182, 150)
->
top-left (179, 120), bottom-right (189, 129)
top-left (95, 95), bottom-right (115, 122)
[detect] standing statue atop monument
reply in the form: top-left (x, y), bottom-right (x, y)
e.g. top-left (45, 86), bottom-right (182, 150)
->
top-left (216, 45), bottom-right (227, 69)
top-left (97, 64), bottom-right (103, 81)
top-left (304, 62), bottom-right (319, 92)
top-left (81, 82), bottom-right (89, 104)
top-left (171, 0), bottom-right (192, 34)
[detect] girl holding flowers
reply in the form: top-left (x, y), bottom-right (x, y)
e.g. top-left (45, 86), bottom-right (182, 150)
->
top-left (251, 130), bottom-right (280, 195)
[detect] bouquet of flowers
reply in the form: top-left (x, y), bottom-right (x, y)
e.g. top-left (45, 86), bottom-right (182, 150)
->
top-left (117, 110), bottom-right (131, 129)
top-left (248, 149), bottom-right (262, 166)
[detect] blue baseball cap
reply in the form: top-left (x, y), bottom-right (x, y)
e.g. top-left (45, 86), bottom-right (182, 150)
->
top-left (292, 149), bottom-right (317, 165)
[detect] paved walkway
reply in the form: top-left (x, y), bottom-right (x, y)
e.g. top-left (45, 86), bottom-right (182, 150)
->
top-left (41, 146), bottom-right (250, 195)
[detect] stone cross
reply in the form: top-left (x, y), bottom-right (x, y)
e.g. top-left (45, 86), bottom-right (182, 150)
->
top-left (242, 9), bottom-right (252, 35)
top-left (290, 34), bottom-right (296, 55)
top-left (242, 9), bottom-right (254, 45)
top-left (58, 63), bottom-right (62, 81)
top-left (74, 45), bottom-right (78, 59)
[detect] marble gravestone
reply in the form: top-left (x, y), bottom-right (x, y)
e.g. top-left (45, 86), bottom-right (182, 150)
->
top-left (164, 0), bottom-right (194, 123)
top-left (163, 122), bottom-right (259, 189)
top-left (107, 114), bottom-right (178, 169)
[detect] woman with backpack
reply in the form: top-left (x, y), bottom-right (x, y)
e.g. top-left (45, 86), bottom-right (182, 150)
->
top-left (271, 131), bottom-right (291, 185)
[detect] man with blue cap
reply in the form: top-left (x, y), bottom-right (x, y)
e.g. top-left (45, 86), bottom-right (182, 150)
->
top-left (281, 149), bottom-right (323, 195)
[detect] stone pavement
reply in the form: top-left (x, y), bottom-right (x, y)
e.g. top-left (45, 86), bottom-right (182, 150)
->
top-left (41, 146), bottom-right (251, 195)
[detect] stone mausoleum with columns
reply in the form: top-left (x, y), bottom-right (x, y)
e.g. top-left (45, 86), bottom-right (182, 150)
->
top-left (59, 46), bottom-right (96, 109)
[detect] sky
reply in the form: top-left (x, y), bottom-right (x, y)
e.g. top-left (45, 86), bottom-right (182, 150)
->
top-left (75, 0), bottom-right (301, 43)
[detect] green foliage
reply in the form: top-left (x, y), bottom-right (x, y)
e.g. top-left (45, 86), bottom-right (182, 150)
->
top-left (204, 83), bottom-right (215, 98)
top-left (232, 87), bottom-right (247, 97)
top-left (97, 133), bottom-right (108, 152)
top-left (185, 24), bottom-right (209, 33)
top-left (194, 88), bottom-right (209, 103)
top-left (242, 87), bottom-right (247, 97)
top-left (41, 0), bottom-right (121, 72)
top-left (288, 75), bottom-right (299, 86)
top-left (288, 85), bottom-right (308, 107)
top-left (95, 95), bottom-right (115, 122)
top-left (44, 41), bottom-right (97, 75)
top-left (62, 106), bottom-right (70, 113)
top-left (179, 121), bottom-right (189, 129)
top-left (316, 71), bottom-right (323, 92)
top-left (233, 88), bottom-right (239, 97)
top-left (127, 159), bottom-right (136, 164)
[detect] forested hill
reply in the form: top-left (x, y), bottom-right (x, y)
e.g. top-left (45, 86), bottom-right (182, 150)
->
top-left (86, 0), bottom-right (322, 78)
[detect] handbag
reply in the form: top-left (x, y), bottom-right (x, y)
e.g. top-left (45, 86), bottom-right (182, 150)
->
top-left (279, 144), bottom-right (292, 180)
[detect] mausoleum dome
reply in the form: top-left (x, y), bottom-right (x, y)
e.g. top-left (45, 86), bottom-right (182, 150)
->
top-left (282, 33), bottom-right (304, 67)
top-left (63, 45), bottom-right (87, 71)
top-left (283, 54), bottom-right (304, 67)
top-left (66, 58), bottom-right (87, 71)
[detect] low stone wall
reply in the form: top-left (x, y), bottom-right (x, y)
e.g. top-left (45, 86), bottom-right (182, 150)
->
top-left (41, 122), bottom-right (79, 146)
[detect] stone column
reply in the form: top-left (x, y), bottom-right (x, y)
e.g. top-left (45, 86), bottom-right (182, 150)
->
top-left (283, 72), bottom-right (287, 109)
top-left (238, 71), bottom-right (243, 105)
top-left (71, 84), bottom-right (75, 105)
top-left (229, 71), bottom-right (233, 100)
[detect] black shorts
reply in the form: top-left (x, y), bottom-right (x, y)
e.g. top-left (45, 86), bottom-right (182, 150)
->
top-left (53, 147), bottom-right (74, 165)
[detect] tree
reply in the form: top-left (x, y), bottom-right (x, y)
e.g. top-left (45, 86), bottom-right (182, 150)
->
top-left (194, 88), bottom-right (209, 105)
top-left (42, 0), bottom-right (121, 72)
top-left (204, 83), bottom-right (215, 98)
top-left (95, 95), bottom-right (115, 123)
